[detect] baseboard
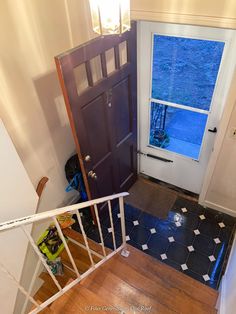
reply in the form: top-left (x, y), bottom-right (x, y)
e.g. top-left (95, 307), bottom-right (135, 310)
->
top-left (216, 234), bottom-right (236, 314)
top-left (200, 200), bottom-right (236, 217)
top-left (217, 276), bottom-right (226, 314)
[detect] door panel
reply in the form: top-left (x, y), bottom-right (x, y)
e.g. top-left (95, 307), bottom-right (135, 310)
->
top-left (111, 76), bottom-right (137, 191)
top-left (81, 96), bottom-right (111, 165)
top-left (117, 141), bottom-right (134, 188)
top-left (81, 95), bottom-right (114, 199)
top-left (91, 160), bottom-right (116, 198)
top-left (55, 22), bottom-right (137, 210)
top-left (112, 79), bottom-right (131, 144)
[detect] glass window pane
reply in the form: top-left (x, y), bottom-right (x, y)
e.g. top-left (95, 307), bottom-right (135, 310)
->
top-left (74, 63), bottom-right (88, 94)
top-left (149, 102), bottom-right (208, 160)
top-left (152, 35), bottom-right (224, 111)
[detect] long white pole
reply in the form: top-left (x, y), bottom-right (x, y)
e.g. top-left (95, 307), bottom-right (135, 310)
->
top-left (108, 200), bottom-right (117, 250)
top-left (0, 192), bottom-right (129, 232)
top-left (119, 197), bottom-right (126, 246)
top-left (75, 209), bottom-right (95, 267)
top-left (93, 204), bottom-right (106, 257)
top-left (21, 259), bottom-right (41, 314)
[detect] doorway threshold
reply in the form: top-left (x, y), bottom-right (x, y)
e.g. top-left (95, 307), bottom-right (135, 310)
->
top-left (141, 174), bottom-right (199, 202)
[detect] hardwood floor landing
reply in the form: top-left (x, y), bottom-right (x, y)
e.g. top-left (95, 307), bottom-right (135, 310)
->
top-left (50, 244), bottom-right (218, 314)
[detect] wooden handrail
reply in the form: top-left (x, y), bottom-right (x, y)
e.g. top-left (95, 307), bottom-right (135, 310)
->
top-left (36, 177), bottom-right (49, 198)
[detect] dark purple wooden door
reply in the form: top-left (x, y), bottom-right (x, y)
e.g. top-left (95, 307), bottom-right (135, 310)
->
top-left (55, 22), bottom-right (137, 203)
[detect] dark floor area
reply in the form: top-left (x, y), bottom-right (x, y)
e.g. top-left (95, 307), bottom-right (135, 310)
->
top-left (73, 197), bottom-right (236, 290)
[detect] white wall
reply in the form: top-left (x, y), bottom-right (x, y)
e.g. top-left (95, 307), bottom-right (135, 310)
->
top-left (200, 69), bottom-right (236, 215)
top-left (0, 0), bottom-right (95, 215)
top-left (131, 0), bottom-right (236, 28)
top-left (206, 97), bottom-right (236, 213)
top-left (0, 120), bottom-right (38, 314)
top-left (0, 2), bottom-right (95, 312)
top-left (218, 235), bottom-right (236, 314)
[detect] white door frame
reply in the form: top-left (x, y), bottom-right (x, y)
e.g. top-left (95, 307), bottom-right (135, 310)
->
top-left (137, 21), bottom-right (236, 194)
top-left (199, 69), bottom-right (236, 214)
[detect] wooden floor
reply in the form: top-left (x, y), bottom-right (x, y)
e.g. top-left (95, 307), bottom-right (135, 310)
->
top-left (35, 239), bottom-right (218, 314)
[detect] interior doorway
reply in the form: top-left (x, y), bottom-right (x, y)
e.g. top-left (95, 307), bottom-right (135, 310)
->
top-left (138, 21), bottom-right (236, 194)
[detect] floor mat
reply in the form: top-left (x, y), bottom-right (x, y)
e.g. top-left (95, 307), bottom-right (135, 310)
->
top-left (125, 177), bottom-right (177, 219)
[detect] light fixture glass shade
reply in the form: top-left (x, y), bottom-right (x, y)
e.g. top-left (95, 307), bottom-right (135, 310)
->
top-left (89, 0), bottom-right (130, 35)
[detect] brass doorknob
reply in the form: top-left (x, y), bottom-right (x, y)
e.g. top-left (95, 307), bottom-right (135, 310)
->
top-left (84, 155), bottom-right (91, 162)
top-left (88, 170), bottom-right (97, 180)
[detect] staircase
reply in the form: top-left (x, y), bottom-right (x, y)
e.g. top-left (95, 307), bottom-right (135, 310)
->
top-left (33, 228), bottom-right (110, 304)
top-left (0, 192), bottom-right (218, 314)
top-left (39, 242), bottom-right (218, 314)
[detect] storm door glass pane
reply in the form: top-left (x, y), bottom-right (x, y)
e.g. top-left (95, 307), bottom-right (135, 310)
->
top-left (151, 35), bottom-right (224, 111)
top-left (150, 103), bottom-right (208, 160)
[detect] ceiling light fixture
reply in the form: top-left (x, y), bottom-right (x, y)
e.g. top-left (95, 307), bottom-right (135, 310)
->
top-left (89, 0), bottom-right (130, 35)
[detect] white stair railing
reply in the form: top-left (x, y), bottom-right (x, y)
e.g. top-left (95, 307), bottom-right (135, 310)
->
top-left (0, 192), bottom-right (128, 314)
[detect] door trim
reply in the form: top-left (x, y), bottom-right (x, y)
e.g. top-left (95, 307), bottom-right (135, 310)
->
top-left (199, 69), bottom-right (236, 209)
top-left (131, 10), bottom-right (236, 29)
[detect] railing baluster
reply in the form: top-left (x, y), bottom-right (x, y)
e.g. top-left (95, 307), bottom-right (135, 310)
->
top-left (21, 225), bottom-right (62, 291)
top-left (21, 259), bottom-right (41, 314)
top-left (0, 192), bottom-right (129, 313)
top-left (53, 217), bottom-right (80, 278)
top-left (119, 197), bottom-right (126, 245)
top-left (0, 261), bottom-right (39, 309)
top-left (75, 209), bottom-right (95, 267)
top-left (66, 236), bottom-right (104, 260)
top-left (108, 200), bottom-right (116, 250)
top-left (93, 204), bottom-right (106, 257)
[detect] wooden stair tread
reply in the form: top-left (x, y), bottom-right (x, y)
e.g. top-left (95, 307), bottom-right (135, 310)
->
top-left (59, 241), bottom-right (101, 274)
top-left (63, 228), bottom-right (111, 256)
top-left (51, 281), bottom-right (119, 313)
top-left (33, 229), bottom-right (104, 306)
top-left (34, 281), bottom-right (58, 304)
top-left (60, 242), bottom-right (91, 274)
top-left (35, 264), bottom-right (77, 303)
top-left (39, 268), bottom-right (76, 288)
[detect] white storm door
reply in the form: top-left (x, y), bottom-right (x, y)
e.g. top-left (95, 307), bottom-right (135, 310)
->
top-left (138, 21), bottom-right (235, 193)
